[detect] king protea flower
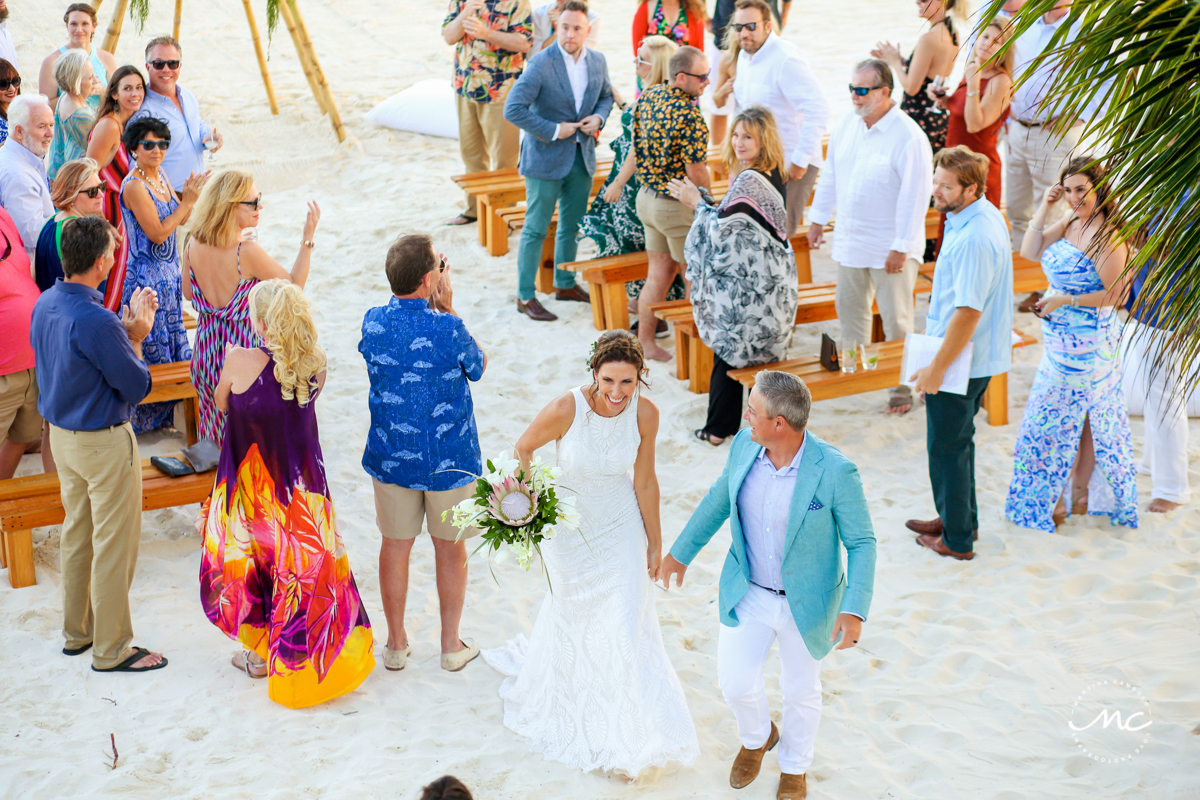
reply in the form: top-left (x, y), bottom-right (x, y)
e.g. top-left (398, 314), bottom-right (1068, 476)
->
top-left (489, 476), bottom-right (539, 526)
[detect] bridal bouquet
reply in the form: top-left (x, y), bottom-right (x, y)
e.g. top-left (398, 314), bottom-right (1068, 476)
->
top-left (442, 453), bottom-right (582, 581)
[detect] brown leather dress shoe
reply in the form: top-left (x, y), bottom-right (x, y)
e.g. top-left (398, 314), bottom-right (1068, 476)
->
top-left (555, 285), bottom-right (591, 303)
top-left (517, 298), bottom-right (557, 321)
top-left (915, 533), bottom-right (975, 560)
top-left (906, 517), bottom-right (977, 541)
top-left (730, 721), bottom-right (779, 789)
top-left (778, 773), bottom-right (808, 800)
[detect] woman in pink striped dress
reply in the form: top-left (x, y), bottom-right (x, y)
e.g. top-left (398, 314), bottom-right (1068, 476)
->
top-left (183, 169), bottom-right (321, 442)
top-left (86, 65), bottom-right (145, 312)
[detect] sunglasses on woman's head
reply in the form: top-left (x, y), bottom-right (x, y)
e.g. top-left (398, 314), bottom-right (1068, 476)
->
top-left (239, 195), bottom-right (264, 210)
top-left (137, 140), bottom-right (170, 150)
top-left (848, 84), bottom-right (885, 96)
top-left (77, 185), bottom-right (107, 199)
top-left (149, 60), bottom-right (181, 70)
top-left (0, 76), bottom-right (20, 91)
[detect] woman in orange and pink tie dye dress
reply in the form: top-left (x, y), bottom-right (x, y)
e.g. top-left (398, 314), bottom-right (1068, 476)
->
top-left (198, 279), bottom-right (373, 708)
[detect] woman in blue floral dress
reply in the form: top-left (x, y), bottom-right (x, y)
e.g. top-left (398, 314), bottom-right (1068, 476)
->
top-left (119, 117), bottom-right (207, 433)
top-left (1005, 158), bottom-right (1137, 532)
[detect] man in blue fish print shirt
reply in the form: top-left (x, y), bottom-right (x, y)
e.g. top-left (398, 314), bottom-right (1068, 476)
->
top-left (360, 234), bottom-right (487, 674)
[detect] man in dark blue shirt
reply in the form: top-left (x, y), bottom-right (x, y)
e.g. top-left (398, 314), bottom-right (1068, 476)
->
top-left (29, 216), bottom-right (168, 673)
top-left (360, 233), bottom-right (487, 673)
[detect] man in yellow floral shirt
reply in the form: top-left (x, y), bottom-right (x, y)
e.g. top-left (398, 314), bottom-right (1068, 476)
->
top-left (443, 0), bottom-right (534, 225)
top-left (631, 45), bottom-right (711, 361)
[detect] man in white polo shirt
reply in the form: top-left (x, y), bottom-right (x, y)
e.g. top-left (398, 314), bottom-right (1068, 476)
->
top-left (731, 0), bottom-right (828, 236)
top-left (808, 58), bottom-right (932, 415)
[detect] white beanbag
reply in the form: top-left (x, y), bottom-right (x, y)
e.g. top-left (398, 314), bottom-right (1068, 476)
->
top-left (366, 79), bottom-right (459, 140)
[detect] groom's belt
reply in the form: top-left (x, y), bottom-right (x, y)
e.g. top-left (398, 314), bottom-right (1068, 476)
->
top-left (750, 580), bottom-right (786, 597)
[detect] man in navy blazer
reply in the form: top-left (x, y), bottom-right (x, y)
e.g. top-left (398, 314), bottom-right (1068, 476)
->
top-left (504, 0), bottom-right (612, 322)
top-left (659, 371), bottom-right (876, 800)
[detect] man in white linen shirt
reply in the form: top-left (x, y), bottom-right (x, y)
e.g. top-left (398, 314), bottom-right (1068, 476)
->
top-left (807, 58), bottom-right (932, 415)
top-left (0, 0), bottom-right (18, 69)
top-left (0, 95), bottom-right (55, 265)
top-left (1006, 0), bottom-right (1083, 252)
top-left (731, 0), bottom-right (828, 236)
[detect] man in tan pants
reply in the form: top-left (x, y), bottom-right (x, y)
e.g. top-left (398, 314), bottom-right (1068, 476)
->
top-left (29, 217), bottom-right (166, 673)
top-left (443, 0), bottom-right (533, 224)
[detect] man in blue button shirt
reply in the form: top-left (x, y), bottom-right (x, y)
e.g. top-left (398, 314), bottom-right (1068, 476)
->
top-left (30, 216), bottom-right (168, 673)
top-left (130, 36), bottom-right (221, 189)
top-left (908, 146), bottom-right (1013, 561)
top-left (360, 234), bottom-right (487, 673)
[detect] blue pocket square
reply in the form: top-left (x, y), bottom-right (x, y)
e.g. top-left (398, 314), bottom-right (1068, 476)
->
top-left (808, 499), bottom-right (824, 511)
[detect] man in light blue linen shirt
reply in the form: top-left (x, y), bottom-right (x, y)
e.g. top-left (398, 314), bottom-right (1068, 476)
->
top-left (908, 145), bottom-right (1013, 561)
top-left (130, 36), bottom-right (221, 189)
top-left (0, 95), bottom-right (55, 264)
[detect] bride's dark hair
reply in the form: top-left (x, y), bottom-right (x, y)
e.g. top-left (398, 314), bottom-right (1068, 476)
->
top-left (588, 330), bottom-right (650, 389)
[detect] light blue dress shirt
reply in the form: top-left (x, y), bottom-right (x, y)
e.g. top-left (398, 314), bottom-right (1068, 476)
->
top-left (0, 139), bottom-right (54, 265)
top-left (131, 84), bottom-right (212, 188)
top-left (926, 198), bottom-right (1014, 379)
top-left (736, 437), bottom-right (807, 592)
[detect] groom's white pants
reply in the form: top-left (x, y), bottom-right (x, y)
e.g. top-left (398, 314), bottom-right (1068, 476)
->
top-left (718, 584), bottom-right (822, 775)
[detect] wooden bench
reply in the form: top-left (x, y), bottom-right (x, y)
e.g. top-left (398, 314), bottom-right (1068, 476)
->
top-left (726, 330), bottom-right (1039, 427)
top-left (145, 362), bottom-right (201, 446)
top-left (915, 253), bottom-right (1049, 297)
top-left (565, 231), bottom-right (811, 332)
top-left (0, 456), bottom-right (216, 588)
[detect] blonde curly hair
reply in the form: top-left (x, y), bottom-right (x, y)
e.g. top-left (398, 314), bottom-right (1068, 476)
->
top-left (248, 279), bottom-right (325, 407)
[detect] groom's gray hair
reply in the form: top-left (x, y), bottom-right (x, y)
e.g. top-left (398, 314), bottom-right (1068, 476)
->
top-left (755, 371), bottom-right (811, 431)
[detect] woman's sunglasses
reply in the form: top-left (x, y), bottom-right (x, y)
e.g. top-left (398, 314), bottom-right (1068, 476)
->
top-left (77, 185), bottom-right (107, 199)
top-left (239, 195), bottom-right (264, 211)
top-left (137, 140), bottom-right (170, 151)
top-left (0, 76), bottom-right (20, 91)
top-left (848, 84), bottom-right (886, 96)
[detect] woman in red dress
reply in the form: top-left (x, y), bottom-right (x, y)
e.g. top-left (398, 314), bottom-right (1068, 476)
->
top-left (632, 0), bottom-right (706, 54)
top-left (85, 65), bottom-right (144, 311)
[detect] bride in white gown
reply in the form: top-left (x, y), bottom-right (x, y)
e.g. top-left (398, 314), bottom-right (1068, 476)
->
top-left (482, 331), bottom-right (699, 777)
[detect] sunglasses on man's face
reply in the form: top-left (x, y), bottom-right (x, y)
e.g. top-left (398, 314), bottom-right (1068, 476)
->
top-left (78, 185), bottom-right (107, 199)
top-left (678, 70), bottom-right (710, 84)
top-left (0, 76), bottom-right (20, 91)
top-left (239, 195), bottom-right (264, 211)
top-left (849, 84), bottom-right (885, 96)
top-left (137, 140), bottom-right (170, 151)
top-left (732, 21), bottom-right (760, 32)
top-left (149, 59), bottom-right (181, 71)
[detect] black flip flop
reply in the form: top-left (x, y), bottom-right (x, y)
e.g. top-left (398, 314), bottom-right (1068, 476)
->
top-left (92, 646), bottom-right (168, 673)
top-left (445, 214), bottom-right (477, 226)
top-left (63, 642), bottom-right (93, 656)
top-left (693, 429), bottom-right (724, 446)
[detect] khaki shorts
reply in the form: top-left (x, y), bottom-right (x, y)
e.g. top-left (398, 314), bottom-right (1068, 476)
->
top-left (0, 368), bottom-right (43, 443)
top-left (372, 478), bottom-right (481, 541)
top-left (636, 187), bottom-right (695, 263)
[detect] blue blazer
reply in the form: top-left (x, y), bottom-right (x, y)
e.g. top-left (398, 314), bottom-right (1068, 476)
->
top-left (669, 430), bottom-right (877, 661)
top-left (504, 42), bottom-right (613, 181)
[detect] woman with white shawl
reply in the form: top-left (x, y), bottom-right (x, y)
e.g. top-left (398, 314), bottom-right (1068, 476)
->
top-left (669, 105), bottom-right (798, 445)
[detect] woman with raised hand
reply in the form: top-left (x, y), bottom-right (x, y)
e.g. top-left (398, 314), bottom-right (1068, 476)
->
top-left (1006, 157), bottom-right (1137, 531)
top-left (198, 279), bottom-right (374, 707)
top-left (183, 169), bottom-right (319, 443)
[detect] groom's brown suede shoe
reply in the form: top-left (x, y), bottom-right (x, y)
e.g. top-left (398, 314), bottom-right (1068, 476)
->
top-left (730, 722), bottom-right (779, 789)
top-left (777, 772), bottom-right (807, 800)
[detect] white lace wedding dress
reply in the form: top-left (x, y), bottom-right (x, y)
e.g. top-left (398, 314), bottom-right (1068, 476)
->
top-left (482, 387), bottom-right (699, 775)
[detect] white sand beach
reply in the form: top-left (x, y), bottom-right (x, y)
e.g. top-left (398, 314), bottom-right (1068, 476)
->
top-left (2, 0), bottom-right (1199, 797)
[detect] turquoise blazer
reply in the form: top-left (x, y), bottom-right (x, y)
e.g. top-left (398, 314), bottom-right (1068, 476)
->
top-left (669, 430), bottom-right (877, 660)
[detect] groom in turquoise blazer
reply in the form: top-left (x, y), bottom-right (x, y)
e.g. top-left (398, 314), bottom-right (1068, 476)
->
top-left (659, 371), bottom-right (876, 799)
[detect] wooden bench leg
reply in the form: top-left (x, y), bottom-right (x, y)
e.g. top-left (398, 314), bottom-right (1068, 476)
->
top-left (674, 325), bottom-right (690, 381)
top-left (689, 340), bottom-right (713, 394)
top-left (184, 397), bottom-right (199, 446)
top-left (871, 313), bottom-right (886, 344)
top-left (477, 199), bottom-right (489, 247)
top-left (536, 235), bottom-right (556, 295)
top-left (486, 205), bottom-right (509, 257)
top-left (795, 245), bottom-right (812, 284)
top-left (0, 525), bottom-right (7, 568)
top-left (983, 372), bottom-right (1008, 426)
top-left (588, 282), bottom-right (606, 330)
top-left (601, 284), bottom-right (629, 331)
top-left (3, 528), bottom-right (36, 588)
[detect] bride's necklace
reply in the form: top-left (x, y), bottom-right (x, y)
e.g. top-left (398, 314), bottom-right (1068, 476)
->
top-left (136, 165), bottom-right (168, 198)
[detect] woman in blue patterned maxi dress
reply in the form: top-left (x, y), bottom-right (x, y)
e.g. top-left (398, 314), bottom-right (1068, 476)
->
top-left (119, 117), bottom-right (205, 433)
top-left (1005, 158), bottom-right (1137, 532)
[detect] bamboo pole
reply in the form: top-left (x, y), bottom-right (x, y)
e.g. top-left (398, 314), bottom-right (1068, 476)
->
top-left (284, 0), bottom-right (346, 143)
top-left (92, 0), bottom-right (104, 13)
top-left (101, 0), bottom-right (129, 53)
top-left (277, 0), bottom-right (327, 115)
top-left (173, 0), bottom-right (183, 41)
top-left (241, 0), bottom-right (279, 114)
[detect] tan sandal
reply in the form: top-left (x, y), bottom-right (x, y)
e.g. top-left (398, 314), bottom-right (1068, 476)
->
top-left (232, 650), bottom-right (267, 679)
top-left (440, 639), bottom-right (479, 672)
top-left (383, 645), bottom-right (411, 671)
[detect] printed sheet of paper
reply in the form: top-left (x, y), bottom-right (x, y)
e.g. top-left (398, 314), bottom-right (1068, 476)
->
top-left (900, 333), bottom-right (973, 396)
